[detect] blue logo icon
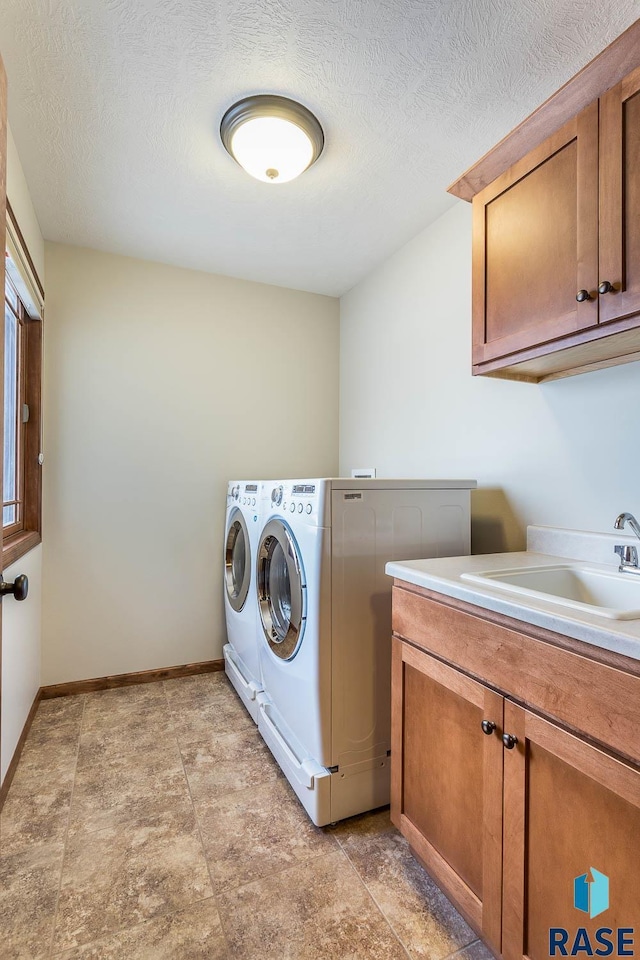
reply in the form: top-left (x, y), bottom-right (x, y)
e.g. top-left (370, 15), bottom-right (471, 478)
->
top-left (550, 869), bottom-right (634, 956)
top-left (573, 868), bottom-right (609, 919)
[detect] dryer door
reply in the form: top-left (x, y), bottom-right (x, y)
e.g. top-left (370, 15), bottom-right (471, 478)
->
top-left (225, 509), bottom-right (251, 612)
top-left (257, 518), bottom-right (305, 660)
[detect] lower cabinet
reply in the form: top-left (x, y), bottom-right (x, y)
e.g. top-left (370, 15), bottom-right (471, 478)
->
top-left (391, 637), bottom-right (640, 960)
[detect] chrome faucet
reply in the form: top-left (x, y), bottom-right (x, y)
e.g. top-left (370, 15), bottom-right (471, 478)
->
top-left (614, 512), bottom-right (640, 574)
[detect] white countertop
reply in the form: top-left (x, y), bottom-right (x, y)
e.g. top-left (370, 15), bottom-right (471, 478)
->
top-left (386, 538), bottom-right (640, 663)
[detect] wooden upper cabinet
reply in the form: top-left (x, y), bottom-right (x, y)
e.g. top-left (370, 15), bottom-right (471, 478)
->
top-left (599, 65), bottom-right (640, 326)
top-left (449, 20), bottom-right (640, 381)
top-left (472, 103), bottom-right (599, 367)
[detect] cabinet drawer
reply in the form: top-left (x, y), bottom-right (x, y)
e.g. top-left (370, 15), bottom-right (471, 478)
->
top-left (392, 585), bottom-right (640, 763)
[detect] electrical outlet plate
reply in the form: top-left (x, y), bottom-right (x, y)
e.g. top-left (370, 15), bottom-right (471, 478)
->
top-left (351, 467), bottom-right (376, 479)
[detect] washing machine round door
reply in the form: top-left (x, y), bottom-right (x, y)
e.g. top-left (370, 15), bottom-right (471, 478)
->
top-left (225, 509), bottom-right (251, 612)
top-left (257, 519), bottom-right (305, 660)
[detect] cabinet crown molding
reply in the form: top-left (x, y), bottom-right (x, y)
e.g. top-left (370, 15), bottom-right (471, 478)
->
top-left (448, 18), bottom-right (640, 202)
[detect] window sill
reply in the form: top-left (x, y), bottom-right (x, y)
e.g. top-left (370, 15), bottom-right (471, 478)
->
top-left (3, 530), bottom-right (41, 570)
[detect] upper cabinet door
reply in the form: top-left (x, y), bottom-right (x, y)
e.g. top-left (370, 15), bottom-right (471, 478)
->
top-left (599, 65), bottom-right (640, 326)
top-left (472, 101), bottom-right (599, 367)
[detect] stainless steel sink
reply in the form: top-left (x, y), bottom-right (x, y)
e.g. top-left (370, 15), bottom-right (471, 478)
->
top-left (461, 564), bottom-right (640, 620)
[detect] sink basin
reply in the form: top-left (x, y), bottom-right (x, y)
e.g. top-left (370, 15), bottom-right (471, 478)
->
top-left (461, 564), bottom-right (640, 620)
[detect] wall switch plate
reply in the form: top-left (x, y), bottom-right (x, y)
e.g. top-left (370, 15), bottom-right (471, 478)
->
top-left (351, 467), bottom-right (376, 479)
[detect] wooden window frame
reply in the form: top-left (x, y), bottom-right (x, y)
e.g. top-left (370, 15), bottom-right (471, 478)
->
top-left (2, 261), bottom-right (42, 569)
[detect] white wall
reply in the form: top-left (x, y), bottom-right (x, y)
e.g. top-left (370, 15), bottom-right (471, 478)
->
top-left (1, 546), bottom-right (42, 781)
top-left (42, 244), bottom-right (339, 685)
top-left (340, 202), bottom-right (640, 554)
top-left (6, 126), bottom-right (44, 279)
top-left (1, 126), bottom-right (44, 783)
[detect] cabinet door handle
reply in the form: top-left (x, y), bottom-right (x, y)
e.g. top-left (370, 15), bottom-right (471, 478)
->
top-left (576, 289), bottom-right (592, 302)
top-left (502, 733), bottom-right (518, 750)
top-left (598, 280), bottom-right (615, 295)
top-left (481, 720), bottom-right (496, 735)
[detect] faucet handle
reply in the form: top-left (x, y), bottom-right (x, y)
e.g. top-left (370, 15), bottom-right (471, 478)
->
top-left (615, 544), bottom-right (639, 567)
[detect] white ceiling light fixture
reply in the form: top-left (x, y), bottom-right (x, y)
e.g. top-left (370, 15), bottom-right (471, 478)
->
top-left (220, 95), bottom-right (324, 184)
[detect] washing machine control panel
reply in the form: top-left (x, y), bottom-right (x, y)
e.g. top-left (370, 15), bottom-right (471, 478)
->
top-left (243, 483), bottom-right (258, 507)
top-left (228, 482), bottom-right (259, 507)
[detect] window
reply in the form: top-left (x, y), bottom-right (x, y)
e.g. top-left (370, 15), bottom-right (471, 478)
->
top-left (4, 276), bottom-right (24, 532)
top-left (3, 204), bottom-right (43, 566)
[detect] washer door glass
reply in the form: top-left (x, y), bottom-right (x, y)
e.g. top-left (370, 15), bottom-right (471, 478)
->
top-left (225, 510), bottom-right (251, 612)
top-left (258, 519), bottom-right (305, 660)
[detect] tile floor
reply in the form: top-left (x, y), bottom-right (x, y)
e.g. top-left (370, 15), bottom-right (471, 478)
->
top-left (0, 672), bottom-right (493, 959)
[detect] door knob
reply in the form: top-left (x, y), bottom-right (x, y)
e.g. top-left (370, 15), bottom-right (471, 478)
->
top-left (598, 280), bottom-right (615, 295)
top-left (0, 574), bottom-right (28, 601)
top-left (576, 289), bottom-right (592, 302)
top-left (481, 720), bottom-right (496, 735)
top-left (502, 733), bottom-right (518, 750)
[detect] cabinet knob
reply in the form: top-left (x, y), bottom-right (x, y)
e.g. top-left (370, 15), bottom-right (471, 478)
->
top-left (598, 280), bottom-right (615, 295)
top-left (502, 733), bottom-right (518, 750)
top-left (576, 289), bottom-right (592, 302)
top-left (0, 574), bottom-right (28, 601)
top-left (481, 720), bottom-right (496, 735)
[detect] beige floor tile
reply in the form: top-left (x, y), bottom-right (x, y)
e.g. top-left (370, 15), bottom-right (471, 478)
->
top-left (333, 810), bottom-right (476, 959)
top-left (8, 737), bottom-right (78, 794)
top-left (0, 841), bottom-right (64, 959)
top-left (54, 898), bottom-right (228, 959)
top-left (1, 782), bottom-right (72, 855)
top-left (163, 671), bottom-right (227, 705)
top-left (37, 696), bottom-right (86, 724)
top-left (52, 808), bottom-right (213, 952)
top-left (196, 777), bottom-right (337, 892)
top-left (27, 712), bottom-right (83, 750)
top-left (180, 727), bottom-right (281, 799)
top-left (218, 849), bottom-right (409, 959)
top-left (69, 791), bottom-right (197, 839)
top-left (77, 706), bottom-right (177, 761)
top-left (82, 691), bottom-right (169, 734)
top-left (84, 681), bottom-right (166, 708)
top-left (170, 689), bottom-right (254, 746)
top-left (68, 740), bottom-right (190, 835)
top-left (75, 723), bottom-right (177, 762)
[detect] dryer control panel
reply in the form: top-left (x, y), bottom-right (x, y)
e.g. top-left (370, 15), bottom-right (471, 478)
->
top-left (286, 482), bottom-right (315, 519)
top-left (262, 480), bottom-right (329, 526)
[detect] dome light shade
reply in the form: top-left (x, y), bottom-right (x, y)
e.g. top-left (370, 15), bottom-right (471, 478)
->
top-left (220, 95), bottom-right (324, 184)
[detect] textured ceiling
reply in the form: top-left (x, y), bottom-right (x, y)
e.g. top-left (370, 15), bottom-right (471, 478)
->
top-left (0, 1), bottom-right (639, 296)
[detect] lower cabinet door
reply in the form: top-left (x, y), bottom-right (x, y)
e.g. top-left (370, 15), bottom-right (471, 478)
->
top-left (391, 638), bottom-right (504, 952)
top-left (501, 701), bottom-right (640, 960)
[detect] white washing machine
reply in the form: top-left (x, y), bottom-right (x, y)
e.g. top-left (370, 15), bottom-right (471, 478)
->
top-left (223, 480), bottom-right (264, 722)
top-left (255, 477), bottom-right (476, 826)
